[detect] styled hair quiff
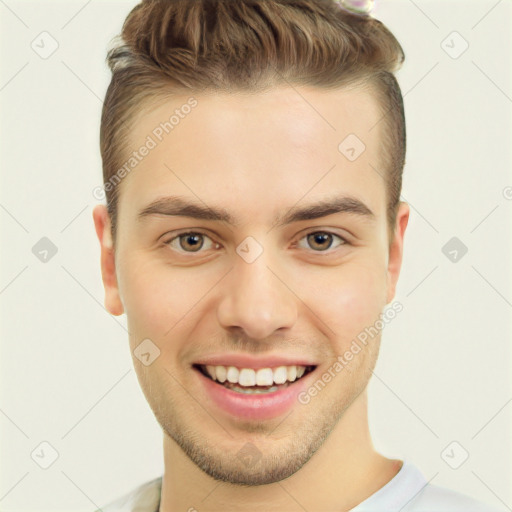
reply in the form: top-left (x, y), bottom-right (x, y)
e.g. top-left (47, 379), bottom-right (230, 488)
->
top-left (100, 0), bottom-right (406, 243)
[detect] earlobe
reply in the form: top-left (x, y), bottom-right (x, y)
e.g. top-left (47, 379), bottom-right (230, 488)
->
top-left (386, 202), bottom-right (410, 304)
top-left (92, 205), bottom-right (124, 316)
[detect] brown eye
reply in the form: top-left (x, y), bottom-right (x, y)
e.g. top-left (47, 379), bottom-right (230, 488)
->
top-left (179, 233), bottom-right (204, 252)
top-left (165, 232), bottom-right (216, 253)
top-left (298, 231), bottom-right (347, 252)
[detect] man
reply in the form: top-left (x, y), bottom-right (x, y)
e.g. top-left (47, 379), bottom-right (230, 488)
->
top-left (92, 0), bottom-right (502, 510)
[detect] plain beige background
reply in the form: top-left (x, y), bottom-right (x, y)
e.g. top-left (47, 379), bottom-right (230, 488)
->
top-left (0, 0), bottom-right (511, 510)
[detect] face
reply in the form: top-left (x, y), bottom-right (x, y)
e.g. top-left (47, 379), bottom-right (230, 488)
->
top-left (94, 85), bottom-right (409, 485)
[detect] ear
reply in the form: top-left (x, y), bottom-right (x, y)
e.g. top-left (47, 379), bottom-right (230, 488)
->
top-left (92, 205), bottom-right (124, 316)
top-left (386, 201), bottom-right (410, 304)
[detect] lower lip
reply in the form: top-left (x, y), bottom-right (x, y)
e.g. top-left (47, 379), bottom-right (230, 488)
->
top-left (194, 367), bottom-right (316, 421)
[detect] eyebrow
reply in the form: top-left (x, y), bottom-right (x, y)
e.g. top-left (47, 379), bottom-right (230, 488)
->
top-left (137, 194), bottom-right (375, 227)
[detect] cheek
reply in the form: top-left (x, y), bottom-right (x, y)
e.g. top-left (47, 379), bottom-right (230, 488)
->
top-left (117, 253), bottom-right (216, 340)
top-left (303, 260), bottom-right (386, 344)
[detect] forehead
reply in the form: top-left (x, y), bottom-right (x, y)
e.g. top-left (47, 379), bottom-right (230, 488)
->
top-left (118, 85), bottom-right (386, 225)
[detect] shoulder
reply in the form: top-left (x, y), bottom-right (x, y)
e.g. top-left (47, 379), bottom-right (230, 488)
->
top-left (351, 460), bottom-right (504, 512)
top-left (403, 482), bottom-right (504, 512)
top-left (94, 476), bottom-right (162, 512)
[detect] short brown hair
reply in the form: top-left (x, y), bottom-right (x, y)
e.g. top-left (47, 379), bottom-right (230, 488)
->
top-left (100, 0), bottom-right (406, 244)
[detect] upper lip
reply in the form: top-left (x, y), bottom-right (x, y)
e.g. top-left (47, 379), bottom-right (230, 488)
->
top-left (193, 353), bottom-right (318, 370)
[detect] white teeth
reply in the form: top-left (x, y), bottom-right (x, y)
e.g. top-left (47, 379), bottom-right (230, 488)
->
top-left (273, 366), bottom-right (288, 384)
top-left (215, 365), bottom-right (227, 383)
top-left (238, 368), bottom-right (256, 386)
top-left (256, 368), bottom-right (274, 386)
top-left (206, 365), bottom-right (216, 380)
top-left (201, 364), bottom-right (311, 387)
top-left (226, 366), bottom-right (239, 383)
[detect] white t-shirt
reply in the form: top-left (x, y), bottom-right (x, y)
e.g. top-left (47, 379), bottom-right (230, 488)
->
top-left (96, 460), bottom-right (503, 512)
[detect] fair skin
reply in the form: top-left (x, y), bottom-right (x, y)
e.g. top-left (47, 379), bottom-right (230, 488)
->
top-left (93, 85), bottom-right (410, 512)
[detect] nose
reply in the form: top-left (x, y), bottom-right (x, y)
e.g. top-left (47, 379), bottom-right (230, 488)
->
top-left (216, 251), bottom-right (297, 340)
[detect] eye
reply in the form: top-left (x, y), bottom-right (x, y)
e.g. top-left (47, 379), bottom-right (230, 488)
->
top-left (296, 231), bottom-right (347, 252)
top-left (163, 230), bottom-right (347, 255)
top-left (164, 231), bottom-right (219, 253)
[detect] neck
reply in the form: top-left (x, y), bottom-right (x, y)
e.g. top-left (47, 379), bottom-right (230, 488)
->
top-left (159, 389), bottom-right (401, 512)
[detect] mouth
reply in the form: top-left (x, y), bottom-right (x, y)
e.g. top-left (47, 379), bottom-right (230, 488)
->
top-left (192, 358), bottom-right (318, 422)
top-left (193, 363), bottom-right (317, 394)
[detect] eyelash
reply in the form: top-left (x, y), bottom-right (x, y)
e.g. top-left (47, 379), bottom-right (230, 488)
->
top-left (162, 229), bottom-right (348, 255)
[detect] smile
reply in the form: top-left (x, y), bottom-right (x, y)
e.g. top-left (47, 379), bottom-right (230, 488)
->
top-left (193, 362), bottom-right (318, 420)
top-left (196, 364), bottom-right (315, 393)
